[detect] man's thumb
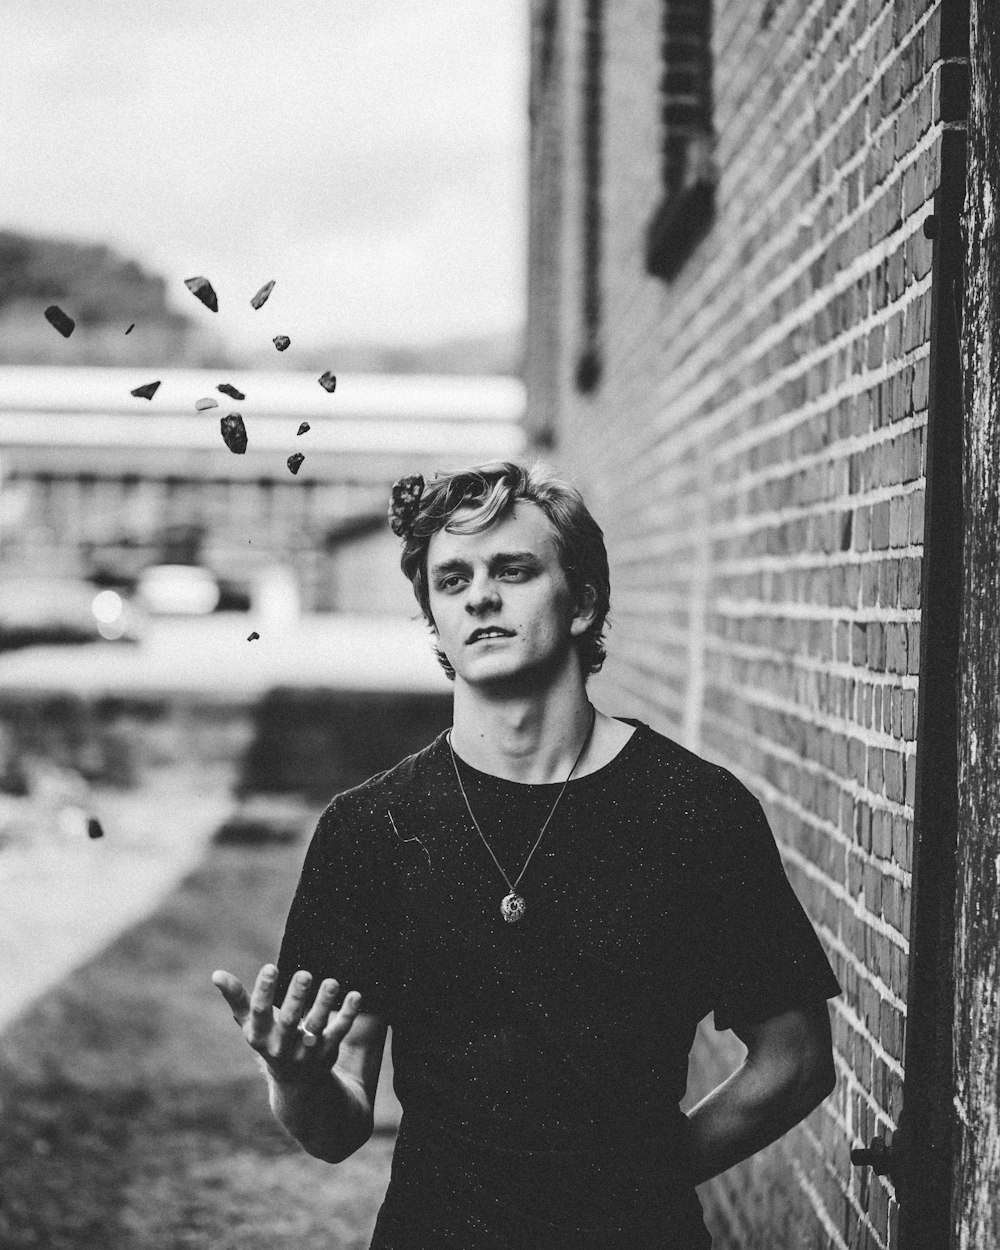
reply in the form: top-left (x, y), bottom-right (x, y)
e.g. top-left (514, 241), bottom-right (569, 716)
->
top-left (212, 969), bottom-right (250, 1022)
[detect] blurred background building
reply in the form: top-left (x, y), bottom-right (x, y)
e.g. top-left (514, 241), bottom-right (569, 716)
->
top-left (525, 1), bottom-right (997, 1249)
top-left (0, 366), bottom-right (524, 617)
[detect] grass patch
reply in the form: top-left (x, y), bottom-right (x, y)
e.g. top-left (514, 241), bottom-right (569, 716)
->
top-left (0, 839), bottom-right (394, 1249)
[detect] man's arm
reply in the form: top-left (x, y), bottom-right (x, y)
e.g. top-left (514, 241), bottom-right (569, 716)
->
top-left (213, 964), bottom-right (389, 1165)
top-left (685, 1001), bottom-right (836, 1186)
top-left (266, 1009), bottom-right (389, 1163)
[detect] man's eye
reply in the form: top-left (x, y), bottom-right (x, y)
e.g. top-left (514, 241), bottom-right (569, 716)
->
top-left (439, 575), bottom-right (467, 591)
top-left (499, 566), bottom-right (528, 579)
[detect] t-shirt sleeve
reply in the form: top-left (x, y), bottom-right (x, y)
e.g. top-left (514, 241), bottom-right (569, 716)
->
top-left (704, 786), bottom-right (841, 1033)
top-left (274, 793), bottom-right (398, 1021)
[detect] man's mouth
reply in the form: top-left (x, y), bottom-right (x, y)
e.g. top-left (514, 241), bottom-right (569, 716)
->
top-left (466, 627), bottom-right (515, 644)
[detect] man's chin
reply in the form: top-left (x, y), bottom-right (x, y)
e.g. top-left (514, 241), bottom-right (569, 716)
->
top-left (456, 656), bottom-right (520, 687)
top-left (456, 651), bottom-right (570, 693)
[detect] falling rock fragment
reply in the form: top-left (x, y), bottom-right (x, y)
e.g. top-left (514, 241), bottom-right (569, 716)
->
top-left (286, 452), bottom-right (305, 475)
top-left (217, 383), bottom-right (245, 401)
top-left (247, 631), bottom-right (260, 641)
top-left (220, 413), bottom-right (248, 454)
top-left (296, 422), bottom-right (310, 436)
top-left (273, 335), bottom-right (290, 352)
top-left (184, 275), bottom-right (219, 312)
top-left (131, 380), bottom-right (161, 400)
top-left (87, 817), bottom-right (104, 839)
top-left (44, 305), bottom-right (75, 337)
top-left (250, 280), bottom-right (275, 309)
top-left (125, 323), bottom-right (135, 335)
top-left (195, 396), bottom-right (219, 411)
top-left (318, 372), bottom-right (336, 393)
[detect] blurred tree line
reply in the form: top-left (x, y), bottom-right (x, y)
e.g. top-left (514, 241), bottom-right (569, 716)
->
top-left (0, 230), bottom-right (228, 367)
top-left (0, 229), bottom-right (524, 374)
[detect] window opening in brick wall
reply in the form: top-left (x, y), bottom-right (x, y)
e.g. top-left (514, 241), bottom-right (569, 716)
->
top-left (527, 0), bottom-right (562, 449)
top-left (575, 0), bottom-right (603, 394)
top-left (529, 0), bottom-right (559, 126)
top-left (539, 0), bottom-right (558, 87)
top-left (645, 0), bottom-right (716, 282)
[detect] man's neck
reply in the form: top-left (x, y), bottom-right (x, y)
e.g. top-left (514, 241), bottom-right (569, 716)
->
top-left (450, 677), bottom-right (595, 784)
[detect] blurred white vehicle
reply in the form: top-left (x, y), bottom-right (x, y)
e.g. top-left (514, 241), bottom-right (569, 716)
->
top-left (136, 565), bottom-right (221, 615)
top-left (0, 576), bottom-right (145, 647)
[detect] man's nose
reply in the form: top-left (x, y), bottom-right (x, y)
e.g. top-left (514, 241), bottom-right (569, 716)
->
top-left (464, 573), bottom-right (501, 613)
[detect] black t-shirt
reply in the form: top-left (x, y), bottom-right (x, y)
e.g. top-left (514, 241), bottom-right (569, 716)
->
top-left (276, 721), bottom-right (841, 1249)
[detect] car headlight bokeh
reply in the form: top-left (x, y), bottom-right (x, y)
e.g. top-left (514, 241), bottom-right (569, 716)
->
top-left (92, 589), bottom-right (127, 640)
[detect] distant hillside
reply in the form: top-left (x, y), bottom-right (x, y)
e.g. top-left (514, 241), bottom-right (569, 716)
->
top-left (0, 230), bottom-right (227, 367)
top-left (240, 328), bottom-right (525, 378)
top-left (0, 229), bottom-right (523, 376)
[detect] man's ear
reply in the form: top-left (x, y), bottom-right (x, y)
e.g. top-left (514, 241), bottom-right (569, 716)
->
top-left (569, 583), bottom-right (598, 635)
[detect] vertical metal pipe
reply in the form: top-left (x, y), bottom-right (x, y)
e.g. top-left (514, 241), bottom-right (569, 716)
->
top-left (896, 13), bottom-right (969, 1241)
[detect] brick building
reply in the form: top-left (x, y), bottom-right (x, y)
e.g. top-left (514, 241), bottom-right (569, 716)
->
top-left (526, 2), bottom-right (996, 1247)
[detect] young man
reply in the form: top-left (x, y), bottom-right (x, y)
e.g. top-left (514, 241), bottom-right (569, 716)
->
top-left (213, 461), bottom-right (841, 1248)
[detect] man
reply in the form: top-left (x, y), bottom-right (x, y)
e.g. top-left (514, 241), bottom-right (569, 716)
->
top-left (213, 461), bottom-right (840, 1248)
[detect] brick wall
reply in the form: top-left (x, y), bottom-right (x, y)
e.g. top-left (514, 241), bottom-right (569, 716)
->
top-left (527, 2), bottom-right (950, 1246)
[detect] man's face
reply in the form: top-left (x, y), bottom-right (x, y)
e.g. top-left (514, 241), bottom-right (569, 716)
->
top-left (426, 500), bottom-right (593, 689)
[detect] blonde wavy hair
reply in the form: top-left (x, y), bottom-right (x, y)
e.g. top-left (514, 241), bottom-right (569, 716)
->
top-left (397, 461), bottom-right (611, 680)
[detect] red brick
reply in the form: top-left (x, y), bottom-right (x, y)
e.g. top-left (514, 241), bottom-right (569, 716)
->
top-left (892, 816), bottom-right (912, 869)
top-left (905, 754), bottom-right (917, 806)
top-left (879, 558), bottom-right (900, 606)
top-left (871, 500), bottom-right (891, 549)
top-left (902, 689), bottom-right (917, 738)
top-left (899, 556), bottom-right (922, 605)
top-left (873, 809), bottom-right (893, 858)
top-left (889, 495), bottom-right (910, 546)
top-left (861, 562), bottom-right (880, 606)
top-left (907, 622), bottom-right (921, 673)
top-left (886, 622), bottom-right (908, 673)
top-left (856, 801), bottom-right (872, 850)
top-left (867, 622), bottom-right (886, 670)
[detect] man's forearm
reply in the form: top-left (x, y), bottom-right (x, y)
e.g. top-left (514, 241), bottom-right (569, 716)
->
top-left (685, 1057), bottom-right (833, 1186)
top-left (265, 1063), bottom-right (374, 1164)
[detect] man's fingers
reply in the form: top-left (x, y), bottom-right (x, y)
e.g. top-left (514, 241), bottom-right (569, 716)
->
top-left (219, 964), bottom-right (361, 1078)
top-left (321, 990), bottom-right (363, 1049)
top-left (248, 964), bottom-right (282, 1044)
top-left (212, 969), bottom-right (251, 1024)
top-left (272, 970), bottom-right (313, 1051)
top-left (299, 978), bottom-right (340, 1048)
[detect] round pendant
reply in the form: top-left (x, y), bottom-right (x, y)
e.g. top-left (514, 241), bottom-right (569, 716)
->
top-left (501, 891), bottom-right (527, 923)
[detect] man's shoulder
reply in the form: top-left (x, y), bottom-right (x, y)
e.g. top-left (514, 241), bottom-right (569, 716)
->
top-left (329, 730), bottom-right (448, 813)
top-left (627, 720), bottom-right (760, 814)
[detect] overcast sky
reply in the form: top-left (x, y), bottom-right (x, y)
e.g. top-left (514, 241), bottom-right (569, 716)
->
top-left (1, 0), bottom-right (528, 355)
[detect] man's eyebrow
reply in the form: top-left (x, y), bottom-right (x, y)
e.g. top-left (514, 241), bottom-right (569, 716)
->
top-left (428, 551), bottom-right (544, 579)
top-left (429, 557), bottom-right (469, 578)
top-left (489, 550), bottom-right (542, 568)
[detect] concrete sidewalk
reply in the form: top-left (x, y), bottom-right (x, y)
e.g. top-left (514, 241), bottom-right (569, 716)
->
top-left (0, 766), bottom-right (235, 1034)
top-left (0, 766), bottom-right (405, 1129)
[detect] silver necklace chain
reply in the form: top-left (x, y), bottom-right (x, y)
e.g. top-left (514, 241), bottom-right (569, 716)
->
top-left (447, 705), bottom-right (597, 922)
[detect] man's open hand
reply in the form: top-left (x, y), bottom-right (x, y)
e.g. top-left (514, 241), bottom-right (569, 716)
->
top-left (211, 963), bottom-right (363, 1086)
